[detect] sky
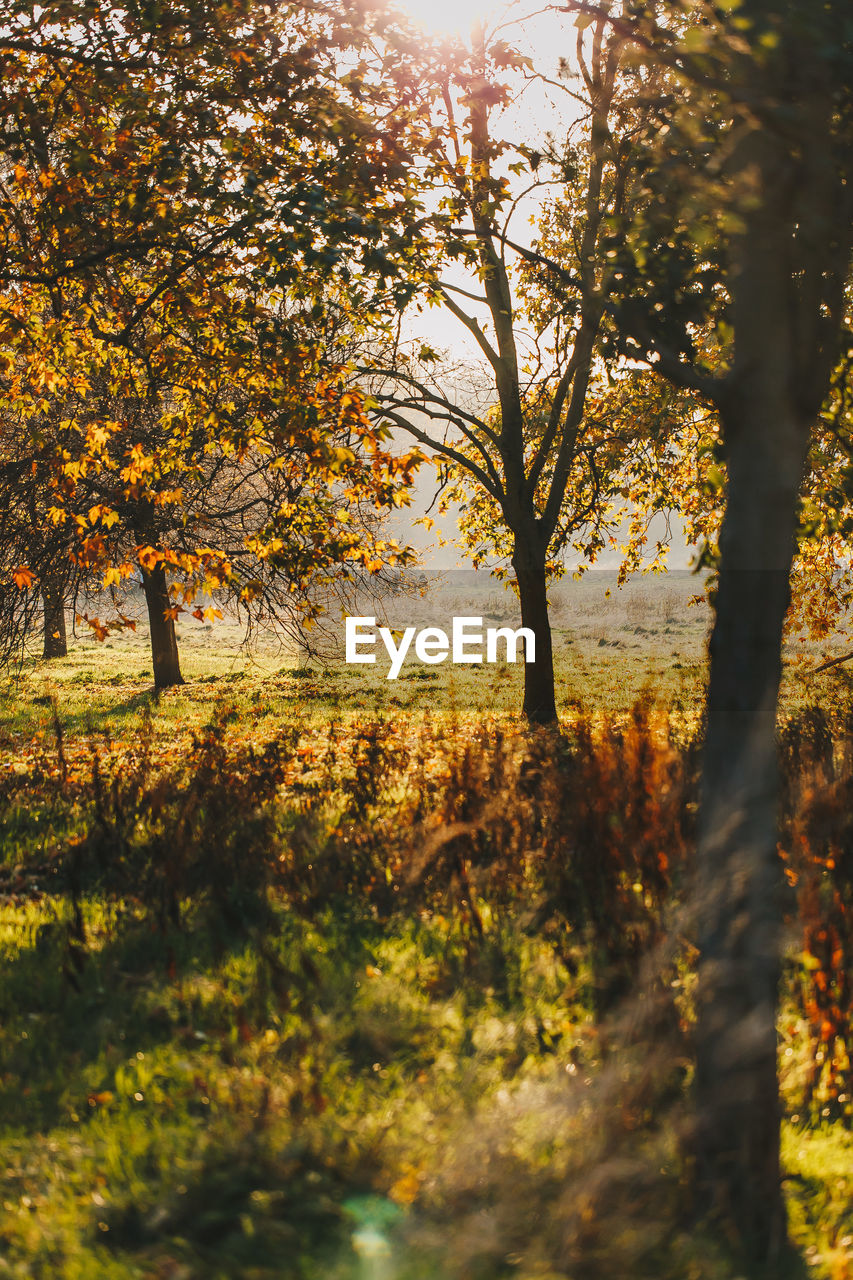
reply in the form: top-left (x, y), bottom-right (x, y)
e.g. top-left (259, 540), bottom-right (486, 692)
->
top-left (394, 1), bottom-right (582, 364)
top-left (382, 2), bottom-right (695, 572)
top-left (400, 0), bottom-right (496, 37)
top-left (399, 0), bottom-right (558, 47)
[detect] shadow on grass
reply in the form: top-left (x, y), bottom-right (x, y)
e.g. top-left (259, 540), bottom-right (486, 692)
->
top-left (0, 892), bottom-right (359, 1138)
top-left (101, 1137), bottom-right (364, 1278)
top-left (0, 891), bottom-right (394, 1278)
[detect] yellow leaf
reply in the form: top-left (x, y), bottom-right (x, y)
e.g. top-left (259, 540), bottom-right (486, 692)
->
top-left (137, 547), bottom-right (161, 571)
top-left (389, 1166), bottom-right (422, 1206)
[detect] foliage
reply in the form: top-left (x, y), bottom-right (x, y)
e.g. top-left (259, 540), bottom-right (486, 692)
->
top-left (441, 371), bottom-right (696, 582)
top-left (359, 13), bottom-right (679, 720)
top-left (780, 708), bottom-right (853, 1126)
top-left (0, 294), bottom-right (421, 649)
top-left (2, 680), bottom-right (853, 1276)
top-left (0, 0), bottom-right (429, 646)
top-left (547, 2), bottom-right (853, 1257)
top-left (533, 0), bottom-right (853, 637)
top-left (586, 353), bottom-right (853, 651)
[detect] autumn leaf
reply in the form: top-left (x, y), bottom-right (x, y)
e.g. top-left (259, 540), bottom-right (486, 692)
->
top-left (137, 547), bottom-right (163, 572)
top-left (76, 614), bottom-right (110, 642)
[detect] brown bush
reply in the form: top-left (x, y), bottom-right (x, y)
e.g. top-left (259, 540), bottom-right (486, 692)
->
top-left (24, 695), bottom-right (853, 1119)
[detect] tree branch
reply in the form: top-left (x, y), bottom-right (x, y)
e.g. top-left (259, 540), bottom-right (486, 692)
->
top-left (438, 288), bottom-right (503, 374)
top-left (378, 408), bottom-right (504, 501)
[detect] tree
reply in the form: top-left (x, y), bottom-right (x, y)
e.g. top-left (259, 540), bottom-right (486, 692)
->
top-left (607, 332), bottom-right (853, 657)
top-left (0, 406), bottom-right (77, 662)
top-left (0, 284), bottom-right (420, 686)
top-left (0, 323), bottom-right (65, 662)
top-left (0, 1), bottom-right (426, 306)
top-left (0, 1), bottom-right (428, 680)
top-left (364, 16), bottom-right (655, 724)
top-left (540, 0), bottom-right (853, 1263)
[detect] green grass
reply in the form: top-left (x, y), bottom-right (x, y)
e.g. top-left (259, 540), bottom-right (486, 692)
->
top-left (4, 876), bottom-right (848, 1279)
top-left (0, 891), bottom-right (587, 1278)
top-left (0, 571), bottom-right (839, 751)
top-left (1, 580), bottom-right (852, 1279)
top-left (784, 1125), bottom-right (853, 1277)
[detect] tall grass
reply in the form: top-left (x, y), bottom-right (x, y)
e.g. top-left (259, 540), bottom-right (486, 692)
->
top-left (2, 698), bottom-right (853, 1276)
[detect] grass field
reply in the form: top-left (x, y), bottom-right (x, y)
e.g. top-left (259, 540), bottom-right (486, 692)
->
top-left (1, 572), bottom-right (852, 1279)
top-left (1, 570), bottom-right (840, 744)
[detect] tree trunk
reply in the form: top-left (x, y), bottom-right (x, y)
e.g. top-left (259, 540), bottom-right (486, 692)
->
top-left (513, 542), bottom-right (557, 725)
top-left (41, 573), bottom-right (67, 659)
top-left (692, 383), bottom-right (809, 1264)
top-left (141, 561), bottom-right (184, 689)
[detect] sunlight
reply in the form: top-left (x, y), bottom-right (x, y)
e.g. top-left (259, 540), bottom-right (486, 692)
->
top-left (399, 0), bottom-right (492, 38)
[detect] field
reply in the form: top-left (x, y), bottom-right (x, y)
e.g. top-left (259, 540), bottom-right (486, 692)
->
top-left (1, 573), bottom-right (852, 1279)
top-left (2, 570), bottom-right (838, 740)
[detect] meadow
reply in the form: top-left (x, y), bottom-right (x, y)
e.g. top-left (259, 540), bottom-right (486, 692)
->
top-left (1, 573), bottom-right (852, 1279)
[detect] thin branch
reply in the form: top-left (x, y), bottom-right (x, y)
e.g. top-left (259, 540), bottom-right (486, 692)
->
top-left (808, 650), bottom-right (853, 676)
top-left (527, 350), bottom-right (581, 494)
top-left (359, 363), bottom-right (501, 446)
top-left (378, 409), bottom-right (504, 501)
top-left (449, 225), bottom-right (582, 289)
top-left (439, 281), bottom-right (489, 306)
top-left (375, 391), bottom-right (503, 488)
top-left (438, 288), bottom-right (504, 374)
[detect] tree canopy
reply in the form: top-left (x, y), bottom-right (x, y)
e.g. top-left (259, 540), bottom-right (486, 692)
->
top-left (0, 0), bottom-right (429, 675)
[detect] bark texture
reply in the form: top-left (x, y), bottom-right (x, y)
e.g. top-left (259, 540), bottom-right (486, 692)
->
top-left (693, 414), bottom-right (808, 1263)
top-left (141, 561), bottom-right (184, 689)
top-left (41, 574), bottom-right (67, 659)
top-left (513, 545), bottom-right (557, 725)
top-left (692, 99), bottom-right (831, 1262)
